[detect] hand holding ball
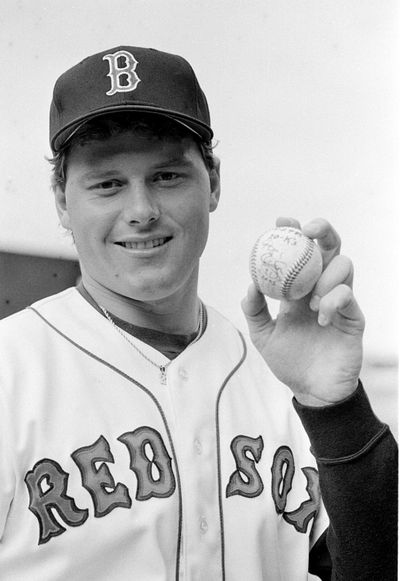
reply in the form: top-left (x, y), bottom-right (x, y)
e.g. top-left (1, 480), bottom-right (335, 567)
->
top-left (250, 227), bottom-right (323, 300)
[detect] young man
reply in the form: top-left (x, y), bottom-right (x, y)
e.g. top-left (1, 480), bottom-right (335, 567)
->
top-left (0, 46), bottom-right (396, 580)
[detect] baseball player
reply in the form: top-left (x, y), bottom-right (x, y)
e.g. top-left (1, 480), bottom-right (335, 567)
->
top-left (0, 46), bottom-right (396, 580)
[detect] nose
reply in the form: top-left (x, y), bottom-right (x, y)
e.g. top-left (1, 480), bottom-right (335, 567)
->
top-left (123, 182), bottom-right (160, 225)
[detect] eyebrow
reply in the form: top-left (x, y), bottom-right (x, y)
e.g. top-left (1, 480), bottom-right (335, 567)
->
top-left (80, 169), bottom-right (122, 181)
top-left (153, 156), bottom-right (194, 169)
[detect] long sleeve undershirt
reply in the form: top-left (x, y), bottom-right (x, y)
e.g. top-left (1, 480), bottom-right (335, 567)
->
top-left (295, 383), bottom-right (398, 580)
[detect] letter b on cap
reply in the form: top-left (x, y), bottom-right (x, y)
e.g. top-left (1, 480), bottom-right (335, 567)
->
top-left (103, 50), bottom-right (141, 96)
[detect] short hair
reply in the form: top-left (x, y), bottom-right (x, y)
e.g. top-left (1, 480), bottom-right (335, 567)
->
top-left (49, 112), bottom-right (216, 191)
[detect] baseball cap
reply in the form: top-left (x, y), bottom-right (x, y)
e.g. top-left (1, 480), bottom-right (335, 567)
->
top-left (50, 46), bottom-right (213, 153)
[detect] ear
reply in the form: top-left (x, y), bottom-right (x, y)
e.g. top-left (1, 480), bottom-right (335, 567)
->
top-left (53, 185), bottom-right (72, 230)
top-left (208, 156), bottom-right (221, 213)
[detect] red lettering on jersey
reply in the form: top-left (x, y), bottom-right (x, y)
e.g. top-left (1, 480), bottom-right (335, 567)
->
top-left (271, 446), bottom-right (321, 534)
top-left (283, 467), bottom-right (320, 533)
top-left (24, 459), bottom-right (88, 545)
top-left (71, 435), bottom-right (132, 517)
top-left (271, 445), bottom-right (295, 513)
top-left (226, 435), bottom-right (264, 498)
top-left (119, 426), bottom-right (176, 500)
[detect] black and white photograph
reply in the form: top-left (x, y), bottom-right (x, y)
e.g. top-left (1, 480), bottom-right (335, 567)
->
top-left (0, 1), bottom-right (398, 579)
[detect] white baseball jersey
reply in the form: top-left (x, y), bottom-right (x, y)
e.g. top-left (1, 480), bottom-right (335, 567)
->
top-left (0, 288), bottom-right (328, 580)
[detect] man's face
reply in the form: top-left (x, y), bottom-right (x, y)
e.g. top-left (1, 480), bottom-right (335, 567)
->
top-left (55, 130), bottom-right (220, 304)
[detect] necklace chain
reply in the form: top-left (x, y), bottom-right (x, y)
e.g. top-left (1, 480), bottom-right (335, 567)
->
top-left (99, 303), bottom-right (204, 385)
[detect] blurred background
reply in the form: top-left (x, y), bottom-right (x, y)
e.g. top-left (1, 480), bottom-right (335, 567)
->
top-left (0, 0), bottom-right (398, 436)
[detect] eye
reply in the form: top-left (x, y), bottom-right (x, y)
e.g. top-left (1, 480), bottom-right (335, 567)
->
top-left (89, 179), bottom-right (122, 195)
top-left (97, 179), bottom-right (121, 189)
top-left (154, 172), bottom-right (181, 183)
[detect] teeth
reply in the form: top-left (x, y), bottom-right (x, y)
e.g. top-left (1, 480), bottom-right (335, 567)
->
top-left (121, 238), bottom-right (167, 250)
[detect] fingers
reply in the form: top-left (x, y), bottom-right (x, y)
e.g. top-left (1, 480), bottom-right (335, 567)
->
top-left (309, 254), bottom-right (355, 317)
top-left (276, 217), bottom-right (341, 268)
top-left (302, 218), bottom-right (341, 267)
top-left (312, 254), bottom-right (354, 300)
top-left (308, 253), bottom-right (363, 333)
top-left (302, 218), bottom-right (341, 252)
top-left (276, 216), bottom-right (301, 229)
top-left (241, 283), bottom-right (273, 337)
top-left (312, 284), bottom-right (365, 331)
top-left (272, 217), bottom-right (363, 331)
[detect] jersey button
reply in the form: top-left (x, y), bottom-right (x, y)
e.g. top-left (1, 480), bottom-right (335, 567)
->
top-left (178, 367), bottom-right (188, 381)
top-left (194, 439), bottom-right (202, 455)
top-left (199, 516), bottom-right (208, 534)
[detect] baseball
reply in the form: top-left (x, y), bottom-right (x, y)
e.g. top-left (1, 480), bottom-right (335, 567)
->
top-left (250, 226), bottom-right (323, 300)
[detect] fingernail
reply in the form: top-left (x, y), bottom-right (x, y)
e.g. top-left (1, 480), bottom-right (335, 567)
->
top-left (310, 295), bottom-right (320, 311)
top-left (318, 313), bottom-right (328, 326)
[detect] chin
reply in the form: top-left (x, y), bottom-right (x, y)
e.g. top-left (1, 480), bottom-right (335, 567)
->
top-left (119, 278), bottom-right (182, 303)
top-left (107, 263), bottom-right (198, 303)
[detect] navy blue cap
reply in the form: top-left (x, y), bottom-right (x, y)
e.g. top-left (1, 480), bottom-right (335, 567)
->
top-left (50, 46), bottom-right (213, 153)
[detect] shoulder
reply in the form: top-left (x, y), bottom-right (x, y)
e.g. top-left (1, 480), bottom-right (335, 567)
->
top-left (0, 287), bottom-right (79, 344)
top-left (204, 304), bottom-right (289, 392)
top-left (202, 304), bottom-right (249, 359)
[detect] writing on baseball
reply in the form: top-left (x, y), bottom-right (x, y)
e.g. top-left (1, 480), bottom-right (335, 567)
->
top-left (250, 226), bottom-right (323, 300)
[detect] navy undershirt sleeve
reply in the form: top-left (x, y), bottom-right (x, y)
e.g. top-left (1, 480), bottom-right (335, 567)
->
top-left (294, 382), bottom-right (398, 580)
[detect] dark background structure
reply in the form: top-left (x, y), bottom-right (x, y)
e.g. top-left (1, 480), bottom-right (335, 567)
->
top-left (0, 252), bottom-right (80, 319)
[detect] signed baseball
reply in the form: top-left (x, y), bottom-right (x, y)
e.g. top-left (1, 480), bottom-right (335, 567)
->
top-left (250, 227), bottom-right (323, 300)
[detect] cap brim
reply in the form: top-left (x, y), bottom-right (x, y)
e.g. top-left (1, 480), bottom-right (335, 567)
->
top-left (51, 106), bottom-right (213, 152)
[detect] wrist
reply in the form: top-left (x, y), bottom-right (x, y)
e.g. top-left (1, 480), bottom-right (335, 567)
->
top-left (294, 381), bottom-right (359, 408)
top-left (292, 381), bottom-right (389, 461)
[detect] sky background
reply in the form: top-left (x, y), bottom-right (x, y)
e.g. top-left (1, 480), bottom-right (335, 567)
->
top-left (0, 0), bottom-right (398, 361)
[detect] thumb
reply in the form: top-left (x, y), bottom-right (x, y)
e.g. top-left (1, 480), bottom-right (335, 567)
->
top-left (241, 283), bottom-right (274, 339)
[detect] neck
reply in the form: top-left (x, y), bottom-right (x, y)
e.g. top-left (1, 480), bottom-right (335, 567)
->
top-left (80, 273), bottom-right (201, 335)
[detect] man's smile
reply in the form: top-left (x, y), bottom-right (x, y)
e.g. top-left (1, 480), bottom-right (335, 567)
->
top-left (115, 237), bottom-right (173, 251)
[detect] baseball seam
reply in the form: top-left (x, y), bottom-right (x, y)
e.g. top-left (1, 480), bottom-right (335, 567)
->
top-left (281, 238), bottom-right (315, 297)
top-left (249, 235), bottom-right (263, 292)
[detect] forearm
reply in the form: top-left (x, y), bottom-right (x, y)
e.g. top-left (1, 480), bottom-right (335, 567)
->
top-left (294, 382), bottom-right (398, 580)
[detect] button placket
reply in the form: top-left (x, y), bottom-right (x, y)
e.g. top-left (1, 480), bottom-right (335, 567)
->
top-left (178, 366), bottom-right (189, 381)
top-left (166, 359), bottom-right (220, 577)
top-left (199, 516), bottom-right (208, 535)
top-left (194, 438), bottom-right (202, 455)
